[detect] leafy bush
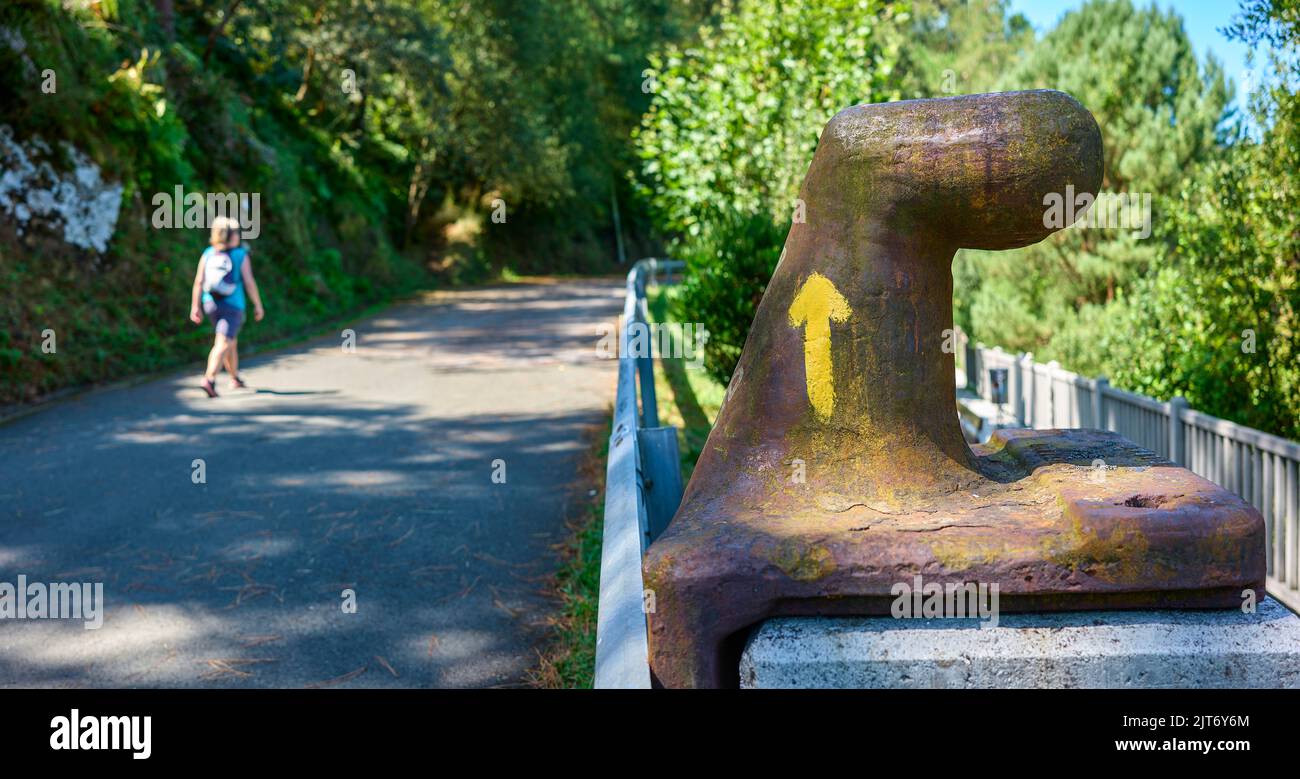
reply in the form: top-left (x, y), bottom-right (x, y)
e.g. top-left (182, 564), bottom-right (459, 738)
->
top-left (1086, 146), bottom-right (1300, 440)
top-left (634, 0), bottom-right (911, 235)
top-left (671, 209), bottom-right (788, 387)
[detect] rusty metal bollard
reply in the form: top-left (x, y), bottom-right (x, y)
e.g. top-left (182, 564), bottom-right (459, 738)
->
top-left (642, 90), bottom-right (1265, 689)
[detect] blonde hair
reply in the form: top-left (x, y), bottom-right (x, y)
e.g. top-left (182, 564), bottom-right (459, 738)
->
top-left (209, 216), bottom-right (241, 249)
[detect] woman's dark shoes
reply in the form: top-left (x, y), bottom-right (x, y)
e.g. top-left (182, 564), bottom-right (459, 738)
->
top-left (201, 378), bottom-right (219, 398)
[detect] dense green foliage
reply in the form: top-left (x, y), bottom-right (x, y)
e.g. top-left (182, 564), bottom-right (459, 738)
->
top-left (638, 0), bottom-right (1029, 386)
top-left (955, 0), bottom-right (1232, 366)
top-left (901, 0), bottom-right (1033, 97)
top-left (634, 0), bottom-right (912, 235)
top-left (637, 0), bottom-right (1300, 440)
top-left (0, 0), bottom-right (693, 403)
top-left (1083, 0), bottom-right (1300, 438)
top-left (1, 1), bottom-right (411, 402)
top-left (2, 0), bottom-right (1297, 440)
top-left (672, 210), bottom-right (788, 387)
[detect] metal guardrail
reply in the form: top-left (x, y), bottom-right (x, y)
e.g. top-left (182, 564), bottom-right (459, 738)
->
top-left (961, 331), bottom-right (1300, 614)
top-left (593, 258), bottom-right (686, 688)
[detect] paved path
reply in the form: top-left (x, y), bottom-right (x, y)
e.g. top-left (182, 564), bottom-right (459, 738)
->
top-left (0, 279), bottom-right (623, 687)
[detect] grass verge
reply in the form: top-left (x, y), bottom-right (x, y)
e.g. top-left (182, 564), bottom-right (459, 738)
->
top-left (528, 416), bottom-right (611, 688)
top-left (646, 285), bottom-right (725, 481)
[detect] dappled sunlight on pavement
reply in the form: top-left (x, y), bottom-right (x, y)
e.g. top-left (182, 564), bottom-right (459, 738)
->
top-left (0, 279), bottom-right (623, 688)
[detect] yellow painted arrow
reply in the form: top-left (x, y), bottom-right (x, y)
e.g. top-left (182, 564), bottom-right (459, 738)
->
top-left (788, 272), bottom-right (852, 422)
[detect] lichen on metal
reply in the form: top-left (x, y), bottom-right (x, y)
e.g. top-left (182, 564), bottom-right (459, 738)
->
top-left (642, 90), bottom-right (1267, 689)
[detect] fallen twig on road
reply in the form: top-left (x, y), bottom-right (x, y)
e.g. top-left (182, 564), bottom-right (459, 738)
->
top-left (199, 657), bottom-right (277, 680)
top-left (306, 666), bottom-right (368, 688)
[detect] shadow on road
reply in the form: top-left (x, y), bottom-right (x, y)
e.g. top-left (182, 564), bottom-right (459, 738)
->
top-left (251, 388), bottom-right (340, 397)
top-left (0, 279), bottom-right (624, 688)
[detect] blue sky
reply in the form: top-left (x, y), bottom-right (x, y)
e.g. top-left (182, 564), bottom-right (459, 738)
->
top-left (1007, 0), bottom-right (1257, 113)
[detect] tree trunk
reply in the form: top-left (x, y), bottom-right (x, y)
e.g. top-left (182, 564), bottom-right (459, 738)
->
top-left (295, 4), bottom-right (325, 102)
top-left (204, 0), bottom-right (245, 64)
top-left (404, 140), bottom-right (434, 248)
top-left (155, 0), bottom-right (175, 41)
top-left (295, 47), bottom-right (316, 102)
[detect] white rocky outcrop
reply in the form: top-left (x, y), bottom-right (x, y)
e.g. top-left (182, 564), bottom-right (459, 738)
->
top-left (0, 124), bottom-right (124, 253)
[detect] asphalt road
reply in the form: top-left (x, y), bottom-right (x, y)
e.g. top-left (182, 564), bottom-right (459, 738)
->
top-left (0, 279), bottom-right (623, 688)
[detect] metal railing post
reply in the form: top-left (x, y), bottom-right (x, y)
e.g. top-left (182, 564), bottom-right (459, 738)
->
top-left (1018, 352), bottom-right (1033, 427)
top-left (1169, 396), bottom-right (1188, 466)
top-left (1093, 377), bottom-right (1108, 431)
top-left (636, 291), bottom-right (659, 429)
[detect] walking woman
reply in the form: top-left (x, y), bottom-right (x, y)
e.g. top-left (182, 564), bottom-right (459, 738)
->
top-left (189, 216), bottom-right (265, 397)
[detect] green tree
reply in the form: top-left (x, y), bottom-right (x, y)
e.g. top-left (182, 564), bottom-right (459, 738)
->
top-left (954, 0), bottom-right (1231, 371)
top-left (634, 0), bottom-right (917, 384)
top-left (218, 0), bottom-right (696, 273)
top-left (1083, 0), bottom-right (1300, 438)
top-left (636, 1), bottom-right (1041, 383)
top-left (901, 0), bottom-right (1033, 98)
top-left (634, 0), bottom-right (912, 235)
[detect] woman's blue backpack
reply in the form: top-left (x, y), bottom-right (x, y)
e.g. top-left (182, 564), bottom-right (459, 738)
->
top-left (203, 250), bottom-right (237, 299)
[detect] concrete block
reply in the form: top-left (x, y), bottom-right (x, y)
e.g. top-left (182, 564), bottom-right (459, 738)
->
top-left (740, 598), bottom-right (1300, 689)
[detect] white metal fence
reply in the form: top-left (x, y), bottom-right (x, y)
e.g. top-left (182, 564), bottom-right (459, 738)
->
top-left (961, 333), bottom-right (1300, 614)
